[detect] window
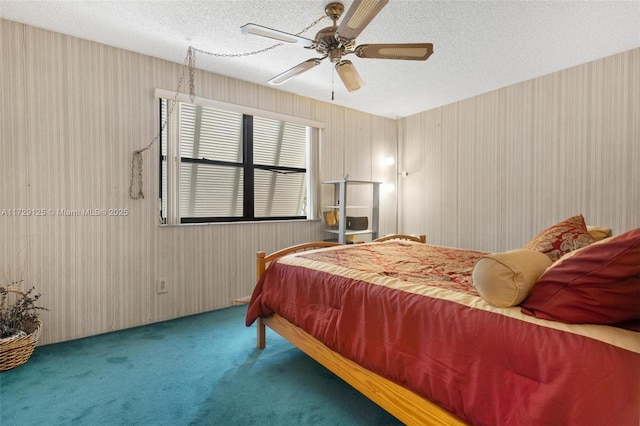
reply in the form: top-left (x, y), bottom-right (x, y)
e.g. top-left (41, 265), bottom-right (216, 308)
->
top-left (159, 92), bottom-right (321, 224)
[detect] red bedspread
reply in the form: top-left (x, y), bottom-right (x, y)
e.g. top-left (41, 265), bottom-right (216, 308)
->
top-left (246, 241), bottom-right (640, 425)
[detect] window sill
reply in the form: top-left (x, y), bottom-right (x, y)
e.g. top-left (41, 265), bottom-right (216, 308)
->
top-left (159, 218), bottom-right (321, 228)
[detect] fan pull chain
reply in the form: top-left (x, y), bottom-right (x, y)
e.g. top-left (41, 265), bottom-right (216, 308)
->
top-left (129, 15), bottom-right (327, 200)
top-left (191, 14), bottom-right (326, 58)
top-left (331, 65), bottom-right (335, 101)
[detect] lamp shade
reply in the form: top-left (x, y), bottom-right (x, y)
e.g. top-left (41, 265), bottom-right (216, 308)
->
top-left (335, 60), bottom-right (364, 92)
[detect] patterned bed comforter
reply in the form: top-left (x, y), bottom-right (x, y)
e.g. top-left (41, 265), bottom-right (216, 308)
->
top-left (246, 240), bottom-right (640, 425)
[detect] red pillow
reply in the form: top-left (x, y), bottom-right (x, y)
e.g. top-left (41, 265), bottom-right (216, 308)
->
top-left (521, 228), bottom-right (640, 325)
top-left (524, 214), bottom-right (595, 261)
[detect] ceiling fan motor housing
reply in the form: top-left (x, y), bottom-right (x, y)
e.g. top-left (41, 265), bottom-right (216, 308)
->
top-left (315, 26), bottom-right (353, 62)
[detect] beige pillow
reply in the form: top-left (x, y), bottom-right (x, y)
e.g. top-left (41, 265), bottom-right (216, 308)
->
top-left (586, 226), bottom-right (612, 242)
top-left (472, 249), bottom-right (553, 308)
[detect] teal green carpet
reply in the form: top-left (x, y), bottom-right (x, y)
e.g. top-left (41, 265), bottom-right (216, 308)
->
top-left (0, 306), bottom-right (401, 425)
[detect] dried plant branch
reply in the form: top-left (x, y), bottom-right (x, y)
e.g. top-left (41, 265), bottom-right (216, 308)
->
top-left (0, 284), bottom-right (48, 339)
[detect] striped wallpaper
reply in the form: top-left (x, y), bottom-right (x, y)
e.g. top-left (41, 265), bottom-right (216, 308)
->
top-left (1, 20), bottom-right (397, 344)
top-left (399, 47), bottom-right (639, 252)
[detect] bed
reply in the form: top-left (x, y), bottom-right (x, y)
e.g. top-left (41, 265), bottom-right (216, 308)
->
top-left (245, 224), bottom-right (640, 425)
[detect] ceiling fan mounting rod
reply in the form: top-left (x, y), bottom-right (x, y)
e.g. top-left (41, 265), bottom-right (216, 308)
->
top-left (318, 2), bottom-right (350, 63)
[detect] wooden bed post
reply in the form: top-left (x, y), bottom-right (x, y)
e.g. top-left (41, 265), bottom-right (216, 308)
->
top-left (256, 251), bottom-right (267, 349)
top-left (257, 317), bottom-right (266, 349)
top-left (254, 244), bottom-right (339, 350)
top-left (256, 251), bottom-right (266, 281)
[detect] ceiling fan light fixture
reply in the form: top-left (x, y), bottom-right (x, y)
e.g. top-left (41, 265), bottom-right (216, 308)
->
top-left (335, 60), bottom-right (364, 92)
top-left (268, 58), bottom-right (323, 85)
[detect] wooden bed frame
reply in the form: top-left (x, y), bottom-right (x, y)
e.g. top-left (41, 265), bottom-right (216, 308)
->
top-left (254, 235), bottom-right (464, 426)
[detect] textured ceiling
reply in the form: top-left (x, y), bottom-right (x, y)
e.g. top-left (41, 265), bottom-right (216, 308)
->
top-left (1, 1), bottom-right (639, 119)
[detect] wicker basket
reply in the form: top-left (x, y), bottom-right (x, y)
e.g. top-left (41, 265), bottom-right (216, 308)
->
top-left (0, 287), bottom-right (43, 372)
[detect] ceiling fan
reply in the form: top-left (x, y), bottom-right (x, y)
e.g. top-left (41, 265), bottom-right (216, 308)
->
top-left (240, 0), bottom-right (434, 92)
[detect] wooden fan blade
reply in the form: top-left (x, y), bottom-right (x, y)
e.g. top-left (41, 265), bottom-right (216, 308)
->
top-left (241, 23), bottom-right (316, 48)
top-left (268, 58), bottom-right (323, 85)
top-left (335, 60), bottom-right (364, 92)
top-left (355, 43), bottom-right (434, 60)
top-left (337, 0), bottom-right (389, 40)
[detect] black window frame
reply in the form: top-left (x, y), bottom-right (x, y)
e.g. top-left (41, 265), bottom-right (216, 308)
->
top-left (159, 99), bottom-right (308, 224)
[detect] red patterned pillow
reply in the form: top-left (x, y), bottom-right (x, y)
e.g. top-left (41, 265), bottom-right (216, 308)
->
top-left (521, 228), bottom-right (640, 326)
top-left (524, 214), bottom-right (595, 261)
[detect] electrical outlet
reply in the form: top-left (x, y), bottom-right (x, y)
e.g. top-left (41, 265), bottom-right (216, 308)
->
top-left (157, 279), bottom-right (168, 294)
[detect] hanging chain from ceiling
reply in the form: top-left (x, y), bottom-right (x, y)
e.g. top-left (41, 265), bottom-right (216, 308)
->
top-left (129, 14), bottom-right (327, 201)
top-left (192, 13), bottom-right (327, 59)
